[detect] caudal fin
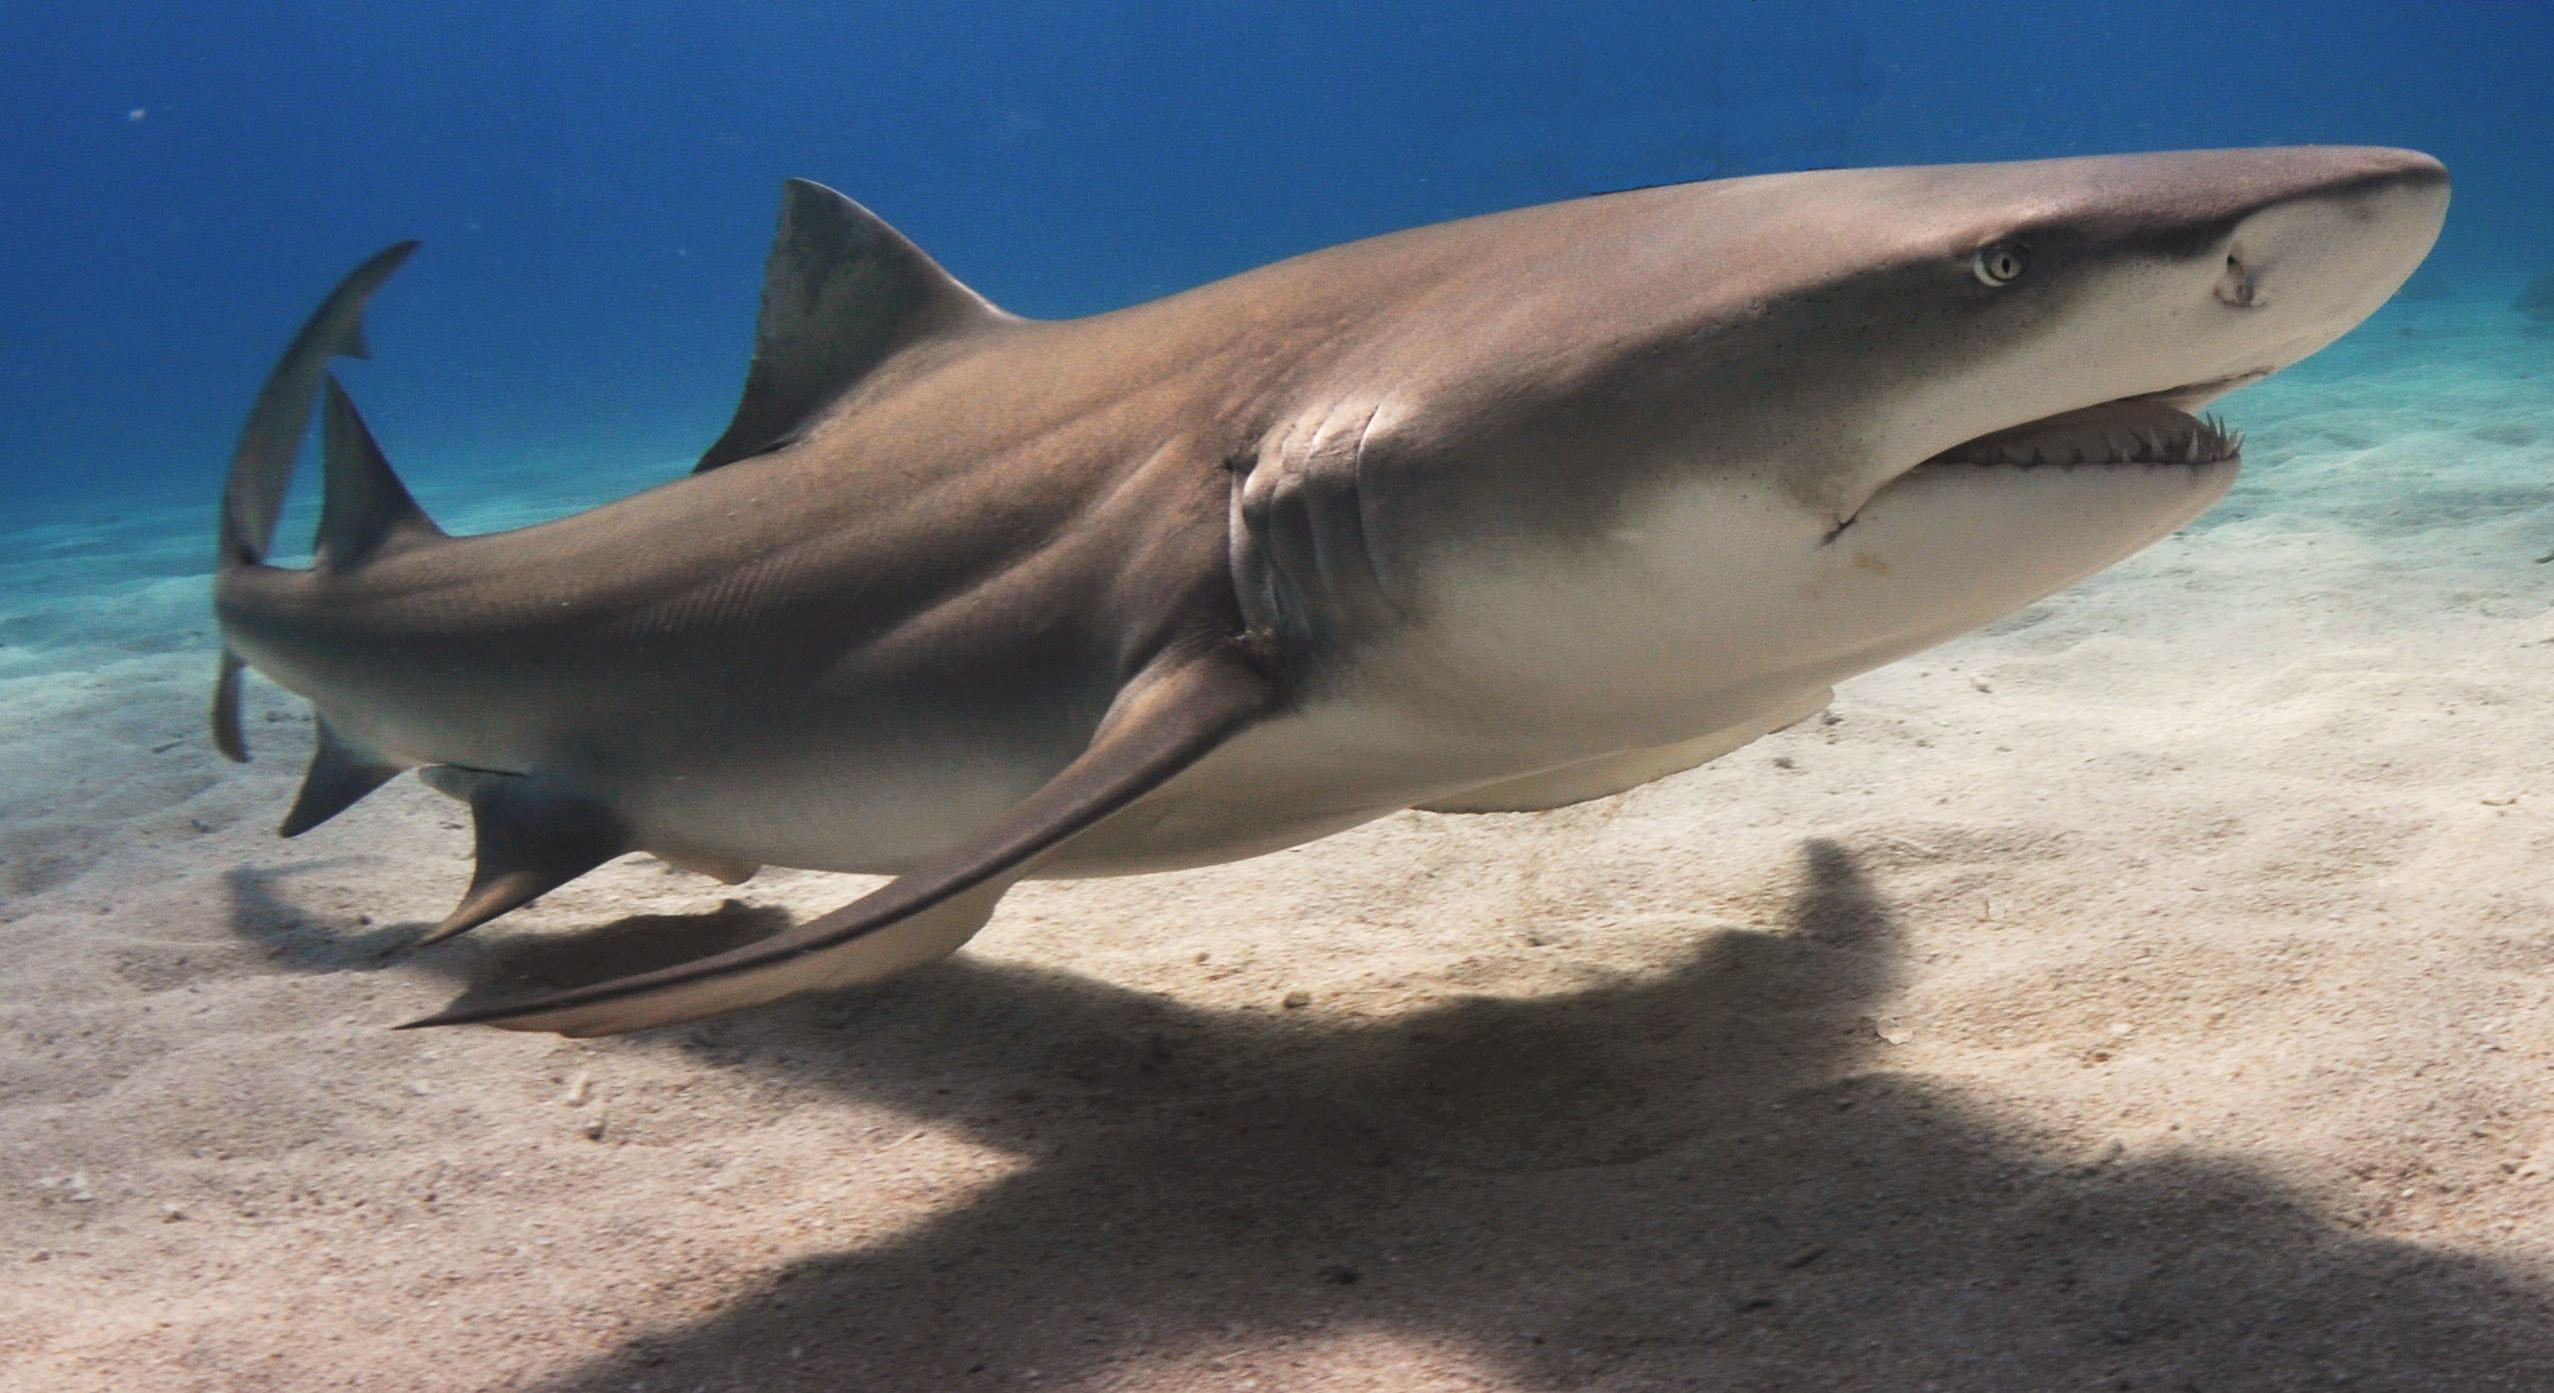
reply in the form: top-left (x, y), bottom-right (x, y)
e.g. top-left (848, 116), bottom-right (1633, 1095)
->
top-left (216, 242), bottom-right (419, 571)
top-left (211, 242), bottom-right (418, 762)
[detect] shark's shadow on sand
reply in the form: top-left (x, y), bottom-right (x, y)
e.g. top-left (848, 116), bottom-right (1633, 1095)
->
top-left (229, 843), bottom-right (2554, 1389)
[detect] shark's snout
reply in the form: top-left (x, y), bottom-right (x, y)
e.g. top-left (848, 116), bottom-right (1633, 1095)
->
top-left (1762, 147), bottom-right (2450, 545)
top-left (2200, 148), bottom-right (2448, 339)
top-left (1752, 147), bottom-right (2446, 691)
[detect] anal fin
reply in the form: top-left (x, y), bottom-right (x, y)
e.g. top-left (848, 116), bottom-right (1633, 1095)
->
top-left (279, 718), bottom-right (405, 837)
top-left (415, 767), bottom-right (631, 945)
top-left (405, 641), bottom-right (1274, 1036)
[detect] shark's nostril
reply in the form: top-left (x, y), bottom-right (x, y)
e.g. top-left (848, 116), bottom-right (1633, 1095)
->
top-left (2215, 252), bottom-right (2263, 308)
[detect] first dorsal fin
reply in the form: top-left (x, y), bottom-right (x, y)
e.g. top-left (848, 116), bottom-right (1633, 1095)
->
top-left (316, 376), bottom-right (442, 570)
top-left (694, 179), bottom-right (1014, 473)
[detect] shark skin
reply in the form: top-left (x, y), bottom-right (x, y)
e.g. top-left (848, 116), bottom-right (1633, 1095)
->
top-left (210, 146), bottom-right (2449, 1035)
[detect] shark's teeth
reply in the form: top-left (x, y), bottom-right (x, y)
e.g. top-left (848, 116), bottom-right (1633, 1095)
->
top-left (1924, 395), bottom-right (2244, 472)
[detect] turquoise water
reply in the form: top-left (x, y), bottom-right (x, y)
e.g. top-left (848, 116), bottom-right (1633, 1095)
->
top-left (3, 2), bottom-right (2546, 522)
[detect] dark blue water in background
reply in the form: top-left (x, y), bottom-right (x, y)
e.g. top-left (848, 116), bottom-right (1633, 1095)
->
top-left (3, 0), bottom-right (2546, 522)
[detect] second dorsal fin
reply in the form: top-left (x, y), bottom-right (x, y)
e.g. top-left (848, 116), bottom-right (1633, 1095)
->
top-left (694, 179), bottom-right (1014, 473)
top-left (316, 376), bottom-right (442, 570)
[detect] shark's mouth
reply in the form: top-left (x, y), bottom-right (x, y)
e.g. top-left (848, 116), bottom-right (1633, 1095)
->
top-left (1833, 379), bottom-right (2257, 541)
top-left (1915, 396), bottom-right (2242, 472)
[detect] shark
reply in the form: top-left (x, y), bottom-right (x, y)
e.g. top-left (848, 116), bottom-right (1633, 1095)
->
top-left (211, 146), bottom-right (2449, 1036)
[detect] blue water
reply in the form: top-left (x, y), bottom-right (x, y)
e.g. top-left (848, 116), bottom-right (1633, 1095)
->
top-left (3, 1), bottom-right (2546, 522)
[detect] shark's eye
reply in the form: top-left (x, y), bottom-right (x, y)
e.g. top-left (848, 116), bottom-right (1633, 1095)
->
top-left (1973, 241), bottom-right (2030, 286)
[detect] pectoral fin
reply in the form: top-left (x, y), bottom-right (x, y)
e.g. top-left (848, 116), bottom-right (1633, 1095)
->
top-left (403, 642), bottom-right (1275, 1036)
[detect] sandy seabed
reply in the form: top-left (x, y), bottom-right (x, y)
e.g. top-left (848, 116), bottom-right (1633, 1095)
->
top-left (5, 291), bottom-right (2553, 1392)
